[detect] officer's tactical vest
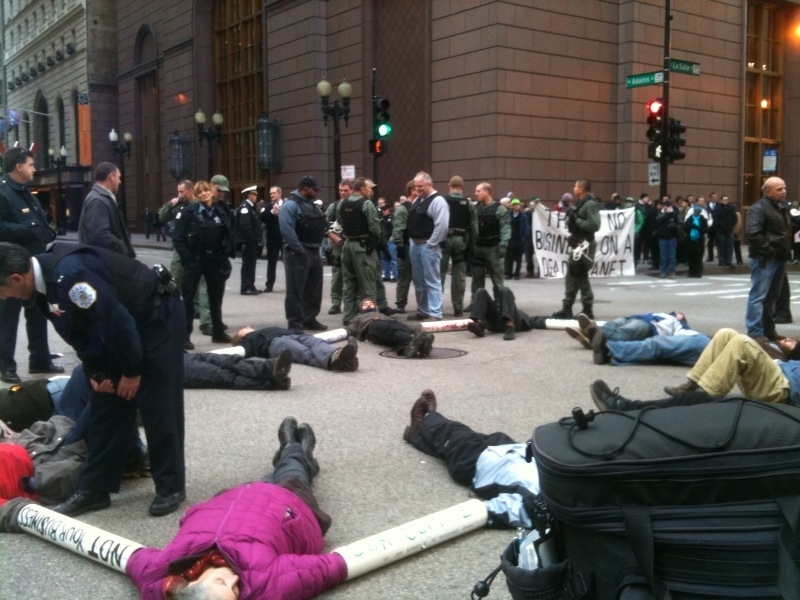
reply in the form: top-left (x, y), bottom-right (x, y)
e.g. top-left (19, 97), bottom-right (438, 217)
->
top-left (477, 201), bottom-right (502, 243)
top-left (447, 195), bottom-right (471, 230)
top-left (340, 197), bottom-right (370, 237)
top-left (408, 194), bottom-right (436, 240)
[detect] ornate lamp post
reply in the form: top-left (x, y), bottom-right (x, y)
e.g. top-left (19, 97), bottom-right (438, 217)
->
top-left (195, 108), bottom-right (223, 179)
top-left (48, 145), bottom-right (67, 234)
top-left (316, 76), bottom-right (351, 194)
top-left (109, 128), bottom-right (133, 216)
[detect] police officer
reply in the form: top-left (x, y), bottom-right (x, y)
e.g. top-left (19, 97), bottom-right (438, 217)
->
top-left (552, 178), bottom-right (601, 319)
top-left (340, 177), bottom-right (382, 324)
top-left (440, 175), bottom-right (477, 317)
top-left (173, 180), bottom-right (235, 348)
top-left (324, 179), bottom-right (353, 314)
top-left (235, 185), bottom-right (262, 295)
top-left (0, 241), bottom-right (185, 517)
top-left (470, 181), bottom-right (510, 305)
top-left (279, 176), bottom-right (328, 331)
top-left (0, 147), bottom-right (61, 384)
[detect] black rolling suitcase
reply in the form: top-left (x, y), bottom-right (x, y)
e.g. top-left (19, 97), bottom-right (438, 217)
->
top-left (530, 398), bottom-right (800, 600)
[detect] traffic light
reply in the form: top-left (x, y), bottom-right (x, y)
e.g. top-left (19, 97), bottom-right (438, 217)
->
top-left (368, 138), bottom-right (387, 156)
top-left (646, 99), bottom-right (664, 160)
top-left (373, 95), bottom-right (392, 139)
top-left (666, 118), bottom-right (686, 162)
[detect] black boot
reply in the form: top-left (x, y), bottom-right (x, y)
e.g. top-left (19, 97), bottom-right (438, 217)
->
top-left (272, 417), bottom-right (298, 466)
top-left (581, 305), bottom-right (594, 319)
top-left (551, 304), bottom-right (573, 319)
top-left (296, 423), bottom-right (319, 471)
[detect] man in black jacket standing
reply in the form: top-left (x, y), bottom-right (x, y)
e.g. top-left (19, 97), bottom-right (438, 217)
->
top-left (78, 162), bottom-right (135, 258)
top-left (745, 177), bottom-right (791, 341)
top-left (0, 148), bottom-right (62, 383)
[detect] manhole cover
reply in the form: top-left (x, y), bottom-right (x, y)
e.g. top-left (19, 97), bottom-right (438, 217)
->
top-left (379, 347), bottom-right (467, 359)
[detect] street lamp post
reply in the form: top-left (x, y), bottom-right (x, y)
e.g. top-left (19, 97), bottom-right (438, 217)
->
top-left (195, 109), bottom-right (224, 179)
top-left (48, 145), bottom-right (67, 235)
top-left (109, 128), bottom-right (133, 217)
top-left (316, 76), bottom-right (352, 194)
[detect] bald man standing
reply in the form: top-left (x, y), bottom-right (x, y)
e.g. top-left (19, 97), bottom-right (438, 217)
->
top-left (745, 177), bottom-right (791, 341)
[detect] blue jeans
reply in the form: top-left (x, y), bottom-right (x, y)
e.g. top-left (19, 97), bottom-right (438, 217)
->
top-left (381, 241), bottom-right (398, 279)
top-left (608, 334), bottom-right (710, 366)
top-left (659, 237), bottom-right (677, 275)
top-left (599, 318), bottom-right (651, 342)
top-left (409, 240), bottom-right (444, 318)
top-left (745, 257), bottom-right (786, 338)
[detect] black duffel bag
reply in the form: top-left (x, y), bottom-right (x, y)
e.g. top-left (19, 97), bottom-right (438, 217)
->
top-left (531, 398), bottom-right (800, 600)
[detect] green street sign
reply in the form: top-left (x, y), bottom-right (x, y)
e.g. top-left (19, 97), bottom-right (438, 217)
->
top-left (670, 59), bottom-right (700, 75)
top-left (626, 71), bottom-right (664, 89)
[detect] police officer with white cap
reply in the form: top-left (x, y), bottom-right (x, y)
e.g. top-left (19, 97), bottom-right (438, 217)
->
top-left (236, 185), bottom-right (262, 295)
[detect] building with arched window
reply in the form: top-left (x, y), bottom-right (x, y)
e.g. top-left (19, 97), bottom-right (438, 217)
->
top-left (2, 0), bottom-right (117, 231)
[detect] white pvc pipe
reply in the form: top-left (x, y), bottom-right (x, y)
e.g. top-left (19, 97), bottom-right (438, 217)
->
top-left (15, 503), bottom-right (144, 574)
top-left (543, 318), bottom-right (606, 330)
top-left (16, 498), bottom-right (487, 583)
top-left (333, 498), bottom-right (488, 580)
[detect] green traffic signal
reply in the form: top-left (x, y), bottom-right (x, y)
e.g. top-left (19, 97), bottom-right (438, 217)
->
top-left (377, 122), bottom-right (392, 137)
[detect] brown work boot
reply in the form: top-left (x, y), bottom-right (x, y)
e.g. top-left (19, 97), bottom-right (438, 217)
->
top-left (403, 389), bottom-right (437, 442)
top-left (664, 379), bottom-right (699, 397)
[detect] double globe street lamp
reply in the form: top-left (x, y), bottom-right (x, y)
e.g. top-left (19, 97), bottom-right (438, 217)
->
top-left (195, 108), bottom-right (224, 179)
top-left (316, 75), bottom-right (352, 195)
top-left (109, 128), bottom-right (133, 216)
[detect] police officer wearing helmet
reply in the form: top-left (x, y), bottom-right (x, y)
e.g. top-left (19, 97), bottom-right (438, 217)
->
top-left (236, 185), bottom-right (262, 295)
top-left (279, 176), bottom-right (328, 332)
top-left (173, 180), bottom-right (235, 349)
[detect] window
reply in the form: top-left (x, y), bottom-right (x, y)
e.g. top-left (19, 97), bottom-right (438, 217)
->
top-left (214, 0), bottom-right (263, 189)
top-left (743, 1), bottom-right (785, 206)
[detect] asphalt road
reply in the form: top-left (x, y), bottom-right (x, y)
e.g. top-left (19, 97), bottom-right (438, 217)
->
top-left (1, 236), bottom-right (796, 600)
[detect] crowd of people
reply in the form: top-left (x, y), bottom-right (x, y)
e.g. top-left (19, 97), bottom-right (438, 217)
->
top-left (0, 147), bottom-right (796, 599)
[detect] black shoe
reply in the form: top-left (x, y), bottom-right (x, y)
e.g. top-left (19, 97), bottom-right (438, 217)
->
top-left (28, 363), bottom-right (65, 374)
top-left (264, 285), bottom-right (274, 293)
top-left (565, 326), bottom-right (591, 349)
top-left (418, 332), bottom-right (435, 357)
top-left (592, 330), bottom-right (609, 365)
top-left (467, 319), bottom-right (487, 338)
top-left (212, 333), bottom-right (232, 344)
top-left (403, 389), bottom-right (437, 442)
top-left (52, 489), bottom-right (111, 517)
top-left (406, 313), bottom-right (429, 321)
top-left (303, 319), bottom-right (328, 331)
top-left (272, 416), bottom-right (298, 466)
top-left (590, 380), bottom-right (635, 412)
top-left (199, 324), bottom-right (213, 336)
top-left (395, 306), bottom-right (407, 314)
top-left (551, 307), bottom-right (573, 319)
top-left (453, 310), bottom-right (463, 317)
top-left (329, 337), bottom-right (359, 371)
top-left (149, 490), bottom-right (186, 517)
top-left (503, 325), bottom-right (516, 341)
top-left (404, 328), bottom-right (427, 358)
top-left (296, 423), bottom-right (317, 467)
top-left (1, 370), bottom-right (21, 384)
top-left (241, 289), bottom-right (262, 296)
top-left (328, 305), bottom-right (341, 315)
top-left (123, 443), bottom-right (151, 479)
top-left (380, 307), bottom-right (398, 316)
top-left (272, 348), bottom-right (292, 390)
top-left (184, 339), bottom-right (195, 350)
top-left (382, 276), bottom-right (390, 281)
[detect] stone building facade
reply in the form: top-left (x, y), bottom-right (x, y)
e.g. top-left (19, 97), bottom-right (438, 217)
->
top-left (5, 0), bottom-right (800, 228)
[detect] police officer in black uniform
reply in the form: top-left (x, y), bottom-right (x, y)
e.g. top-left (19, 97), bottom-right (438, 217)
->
top-left (0, 147), bottom-right (61, 383)
top-left (278, 176), bottom-right (328, 331)
top-left (0, 241), bottom-right (186, 517)
top-left (173, 180), bottom-right (235, 349)
top-left (235, 185), bottom-right (262, 295)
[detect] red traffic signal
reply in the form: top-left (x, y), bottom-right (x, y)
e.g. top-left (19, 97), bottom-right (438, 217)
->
top-left (647, 99), bottom-right (663, 115)
top-left (369, 138), bottom-right (387, 156)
